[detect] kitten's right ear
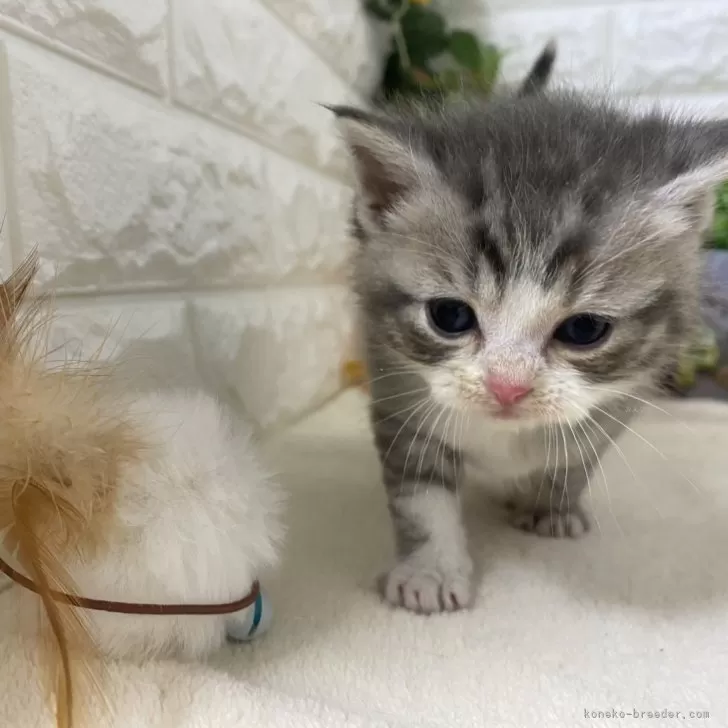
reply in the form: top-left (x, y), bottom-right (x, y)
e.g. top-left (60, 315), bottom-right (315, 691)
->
top-left (329, 105), bottom-right (432, 230)
top-left (643, 157), bottom-right (728, 240)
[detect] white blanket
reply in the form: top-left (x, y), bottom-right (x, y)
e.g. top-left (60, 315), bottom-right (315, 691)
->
top-left (2, 390), bottom-right (727, 727)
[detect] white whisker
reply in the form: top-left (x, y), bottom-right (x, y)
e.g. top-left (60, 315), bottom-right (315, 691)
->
top-left (455, 409), bottom-right (470, 508)
top-left (575, 416), bottom-right (625, 536)
top-left (558, 421), bottom-right (571, 515)
top-left (416, 403), bottom-right (448, 489)
top-left (549, 418), bottom-right (562, 519)
top-left (432, 407), bottom-right (455, 491)
top-left (401, 401), bottom-right (440, 494)
top-left (381, 398), bottom-right (431, 462)
top-left (567, 418), bottom-right (601, 533)
top-left (585, 385), bottom-right (696, 435)
top-left (368, 387), bottom-right (431, 406)
top-left (374, 397), bottom-right (429, 427)
top-left (592, 405), bottom-right (702, 496)
top-left (365, 369), bottom-right (422, 387)
top-left (581, 403), bottom-right (666, 525)
top-left (534, 421), bottom-right (553, 512)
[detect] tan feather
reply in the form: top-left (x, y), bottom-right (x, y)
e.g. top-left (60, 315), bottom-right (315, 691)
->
top-left (0, 249), bottom-right (146, 728)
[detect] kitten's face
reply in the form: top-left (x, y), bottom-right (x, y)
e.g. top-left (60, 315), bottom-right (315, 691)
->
top-left (336, 94), bottom-right (726, 425)
top-left (355, 180), bottom-right (677, 425)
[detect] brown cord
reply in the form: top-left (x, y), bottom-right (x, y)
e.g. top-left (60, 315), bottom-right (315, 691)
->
top-left (0, 556), bottom-right (259, 615)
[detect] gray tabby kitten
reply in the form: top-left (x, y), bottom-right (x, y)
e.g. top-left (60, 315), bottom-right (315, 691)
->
top-left (332, 90), bottom-right (728, 614)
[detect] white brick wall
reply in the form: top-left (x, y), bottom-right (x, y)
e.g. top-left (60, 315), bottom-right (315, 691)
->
top-left (483, 0), bottom-right (728, 116)
top-left (0, 1), bottom-right (727, 432)
top-left (0, 1), bottom-right (379, 432)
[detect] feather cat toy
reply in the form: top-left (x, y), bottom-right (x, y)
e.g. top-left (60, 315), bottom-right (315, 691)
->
top-left (0, 250), bottom-right (283, 728)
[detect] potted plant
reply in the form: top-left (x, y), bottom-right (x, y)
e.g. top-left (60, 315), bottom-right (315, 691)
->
top-left (364, 0), bottom-right (502, 102)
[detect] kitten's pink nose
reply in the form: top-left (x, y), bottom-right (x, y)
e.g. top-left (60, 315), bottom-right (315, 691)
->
top-left (487, 377), bottom-right (532, 407)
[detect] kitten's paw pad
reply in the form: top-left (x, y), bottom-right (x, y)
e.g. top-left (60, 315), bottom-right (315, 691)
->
top-left (381, 562), bottom-right (472, 614)
top-left (511, 509), bottom-right (589, 538)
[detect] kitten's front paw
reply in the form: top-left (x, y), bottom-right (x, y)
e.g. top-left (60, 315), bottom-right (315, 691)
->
top-left (511, 508), bottom-right (590, 538)
top-left (380, 560), bottom-right (473, 614)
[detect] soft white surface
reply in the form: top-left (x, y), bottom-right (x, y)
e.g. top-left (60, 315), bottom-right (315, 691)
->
top-left (2, 389), bottom-right (728, 727)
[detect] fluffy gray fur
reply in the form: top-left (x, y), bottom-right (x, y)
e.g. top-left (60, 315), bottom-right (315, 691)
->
top-left (333, 89), bottom-right (728, 614)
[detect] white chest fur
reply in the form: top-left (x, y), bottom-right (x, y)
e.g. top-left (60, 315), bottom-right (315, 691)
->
top-left (442, 412), bottom-right (548, 492)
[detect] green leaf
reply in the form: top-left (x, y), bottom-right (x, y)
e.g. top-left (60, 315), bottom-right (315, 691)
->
top-left (476, 42), bottom-right (502, 86)
top-left (691, 325), bottom-right (720, 372)
top-left (448, 30), bottom-right (483, 72)
top-left (400, 4), bottom-right (448, 65)
top-left (710, 180), bottom-right (728, 249)
top-left (438, 69), bottom-right (465, 92)
top-left (675, 352), bottom-right (697, 389)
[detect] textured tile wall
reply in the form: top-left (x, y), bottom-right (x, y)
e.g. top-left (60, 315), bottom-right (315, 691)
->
top-left (0, 0), bottom-right (727, 431)
top-left (485, 0), bottom-right (728, 116)
top-left (0, 0), bottom-right (376, 431)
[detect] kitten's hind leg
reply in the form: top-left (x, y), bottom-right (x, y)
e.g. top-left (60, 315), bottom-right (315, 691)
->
top-left (508, 468), bottom-right (591, 539)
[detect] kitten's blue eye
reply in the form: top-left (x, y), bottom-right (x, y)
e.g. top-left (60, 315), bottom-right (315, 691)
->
top-left (427, 298), bottom-right (477, 336)
top-left (553, 314), bottom-right (612, 348)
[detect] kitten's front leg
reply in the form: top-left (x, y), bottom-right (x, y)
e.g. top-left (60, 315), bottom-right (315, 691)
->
top-left (509, 466), bottom-right (591, 538)
top-left (373, 408), bottom-right (472, 613)
top-left (384, 489), bottom-right (473, 612)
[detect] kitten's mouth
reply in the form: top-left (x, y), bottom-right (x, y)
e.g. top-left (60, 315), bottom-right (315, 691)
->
top-left (492, 406), bottom-right (521, 420)
top-left (488, 403), bottom-right (551, 426)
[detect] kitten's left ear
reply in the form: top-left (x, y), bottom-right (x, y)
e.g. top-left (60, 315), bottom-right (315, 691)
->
top-left (329, 105), bottom-right (436, 231)
top-left (645, 157), bottom-right (728, 239)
